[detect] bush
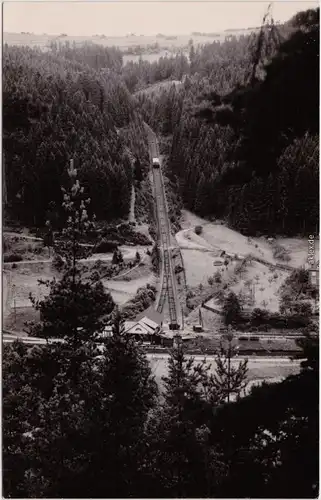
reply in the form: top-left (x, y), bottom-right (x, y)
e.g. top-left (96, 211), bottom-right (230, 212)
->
top-left (112, 249), bottom-right (123, 265)
top-left (272, 243), bottom-right (291, 262)
top-left (121, 284), bottom-right (156, 319)
top-left (3, 237), bottom-right (13, 253)
top-left (4, 253), bottom-right (23, 263)
top-left (186, 290), bottom-right (195, 299)
top-left (214, 271), bottom-right (222, 283)
top-left (251, 308), bottom-right (269, 324)
top-left (135, 251), bottom-right (141, 263)
top-left (52, 253), bottom-right (64, 271)
top-left (292, 301), bottom-right (313, 317)
top-left (194, 225), bottom-right (203, 235)
top-left (94, 239), bottom-right (118, 253)
top-left (223, 291), bottom-right (242, 325)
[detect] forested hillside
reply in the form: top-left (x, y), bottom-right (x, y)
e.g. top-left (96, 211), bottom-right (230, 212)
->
top-left (3, 44), bottom-right (149, 228)
top-left (4, 8), bottom-right (319, 236)
top-left (136, 9), bottom-right (319, 236)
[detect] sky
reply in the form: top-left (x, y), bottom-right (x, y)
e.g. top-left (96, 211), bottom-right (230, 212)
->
top-left (3, 1), bottom-right (319, 36)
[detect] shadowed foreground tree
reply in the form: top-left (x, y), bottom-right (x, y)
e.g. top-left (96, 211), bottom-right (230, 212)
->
top-left (3, 328), bottom-right (318, 498)
top-left (210, 330), bottom-right (319, 498)
top-left (142, 345), bottom-right (228, 498)
top-left (3, 313), bottom-right (158, 498)
top-left (75, 311), bottom-right (158, 498)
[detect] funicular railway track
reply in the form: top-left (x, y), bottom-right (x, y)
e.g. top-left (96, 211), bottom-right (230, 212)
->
top-left (144, 123), bottom-right (180, 329)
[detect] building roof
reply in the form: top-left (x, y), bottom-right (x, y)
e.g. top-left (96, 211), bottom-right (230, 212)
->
top-left (139, 316), bottom-right (159, 330)
top-left (136, 306), bottom-right (163, 325)
top-left (124, 318), bottom-right (159, 336)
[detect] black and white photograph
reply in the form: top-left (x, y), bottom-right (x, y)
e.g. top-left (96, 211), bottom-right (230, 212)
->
top-left (2, 0), bottom-right (319, 497)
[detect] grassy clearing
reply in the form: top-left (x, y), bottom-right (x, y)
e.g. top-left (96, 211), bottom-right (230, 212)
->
top-left (104, 270), bottom-right (157, 306)
top-left (3, 245), bottom-right (156, 332)
top-left (181, 249), bottom-right (219, 287)
top-left (230, 261), bottom-right (289, 312)
top-left (4, 234), bottom-right (48, 262)
top-left (177, 210), bottom-right (317, 324)
top-left (135, 79), bottom-right (183, 96)
top-left (185, 306), bottom-right (224, 332)
top-left (123, 52), bottom-right (171, 65)
top-left (275, 237), bottom-right (319, 268)
top-left (180, 210), bottom-right (211, 230)
top-left (179, 210), bottom-right (315, 269)
top-left (3, 306), bottom-right (40, 332)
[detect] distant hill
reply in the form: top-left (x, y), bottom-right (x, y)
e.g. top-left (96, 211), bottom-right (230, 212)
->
top-left (3, 27), bottom-right (262, 53)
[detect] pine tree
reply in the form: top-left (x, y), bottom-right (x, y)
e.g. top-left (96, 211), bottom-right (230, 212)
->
top-left (79, 310), bottom-right (158, 498)
top-left (223, 291), bottom-right (242, 325)
top-left (211, 328), bottom-right (248, 403)
top-left (144, 344), bottom-right (225, 498)
top-left (30, 160), bottom-right (115, 345)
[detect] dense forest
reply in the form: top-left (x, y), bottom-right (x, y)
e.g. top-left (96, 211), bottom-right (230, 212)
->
top-left (3, 44), bottom-right (149, 228)
top-left (137, 9), bottom-right (319, 236)
top-left (3, 7), bottom-right (319, 236)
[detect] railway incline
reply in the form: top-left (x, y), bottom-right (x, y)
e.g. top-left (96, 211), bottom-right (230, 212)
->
top-left (144, 123), bottom-right (182, 330)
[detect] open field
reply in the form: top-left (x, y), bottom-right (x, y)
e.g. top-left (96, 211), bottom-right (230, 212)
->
top-left (135, 79), bottom-right (183, 96)
top-left (181, 249), bottom-right (218, 287)
top-left (3, 249), bottom-right (156, 330)
top-left (4, 233), bottom-right (49, 262)
top-left (178, 210), bottom-right (316, 286)
top-left (176, 210), bottom-right (319, 330)
top-left (123, 51), bottom-right (174, 65)
top-left (104, 269), bottom-right (157, 305)
top-left (274, 237), bottom-right (319, 268)
top-left (185, 305), bottom-right (223, 331)
top-left (4, 28), bottom-right (258, 53)
top-left (178, 210), bottom-right (317, 269)
top-left (230, 261), bottom-right (289, 312)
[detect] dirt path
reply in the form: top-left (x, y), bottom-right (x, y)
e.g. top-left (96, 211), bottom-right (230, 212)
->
top-left (3, 273), bottom-right (9, 316)
top-left (3, 246), bottom-right (145, 268)
top-left (128, 185), bottom-right (136, 224)
top-left (176, 227), bottom-right (216, 252)
top-left (4, 231), bottom-right (43, 241)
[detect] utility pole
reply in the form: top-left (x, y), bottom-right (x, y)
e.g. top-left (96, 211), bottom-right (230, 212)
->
top-left (227, 339), bottom-right (231, 404)
top-left (3, 151), bottom-right (7, 207)
top-left (226, 326), bottom-right (233, 404)
top-left (12, 284), bottom-right (16, 327)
